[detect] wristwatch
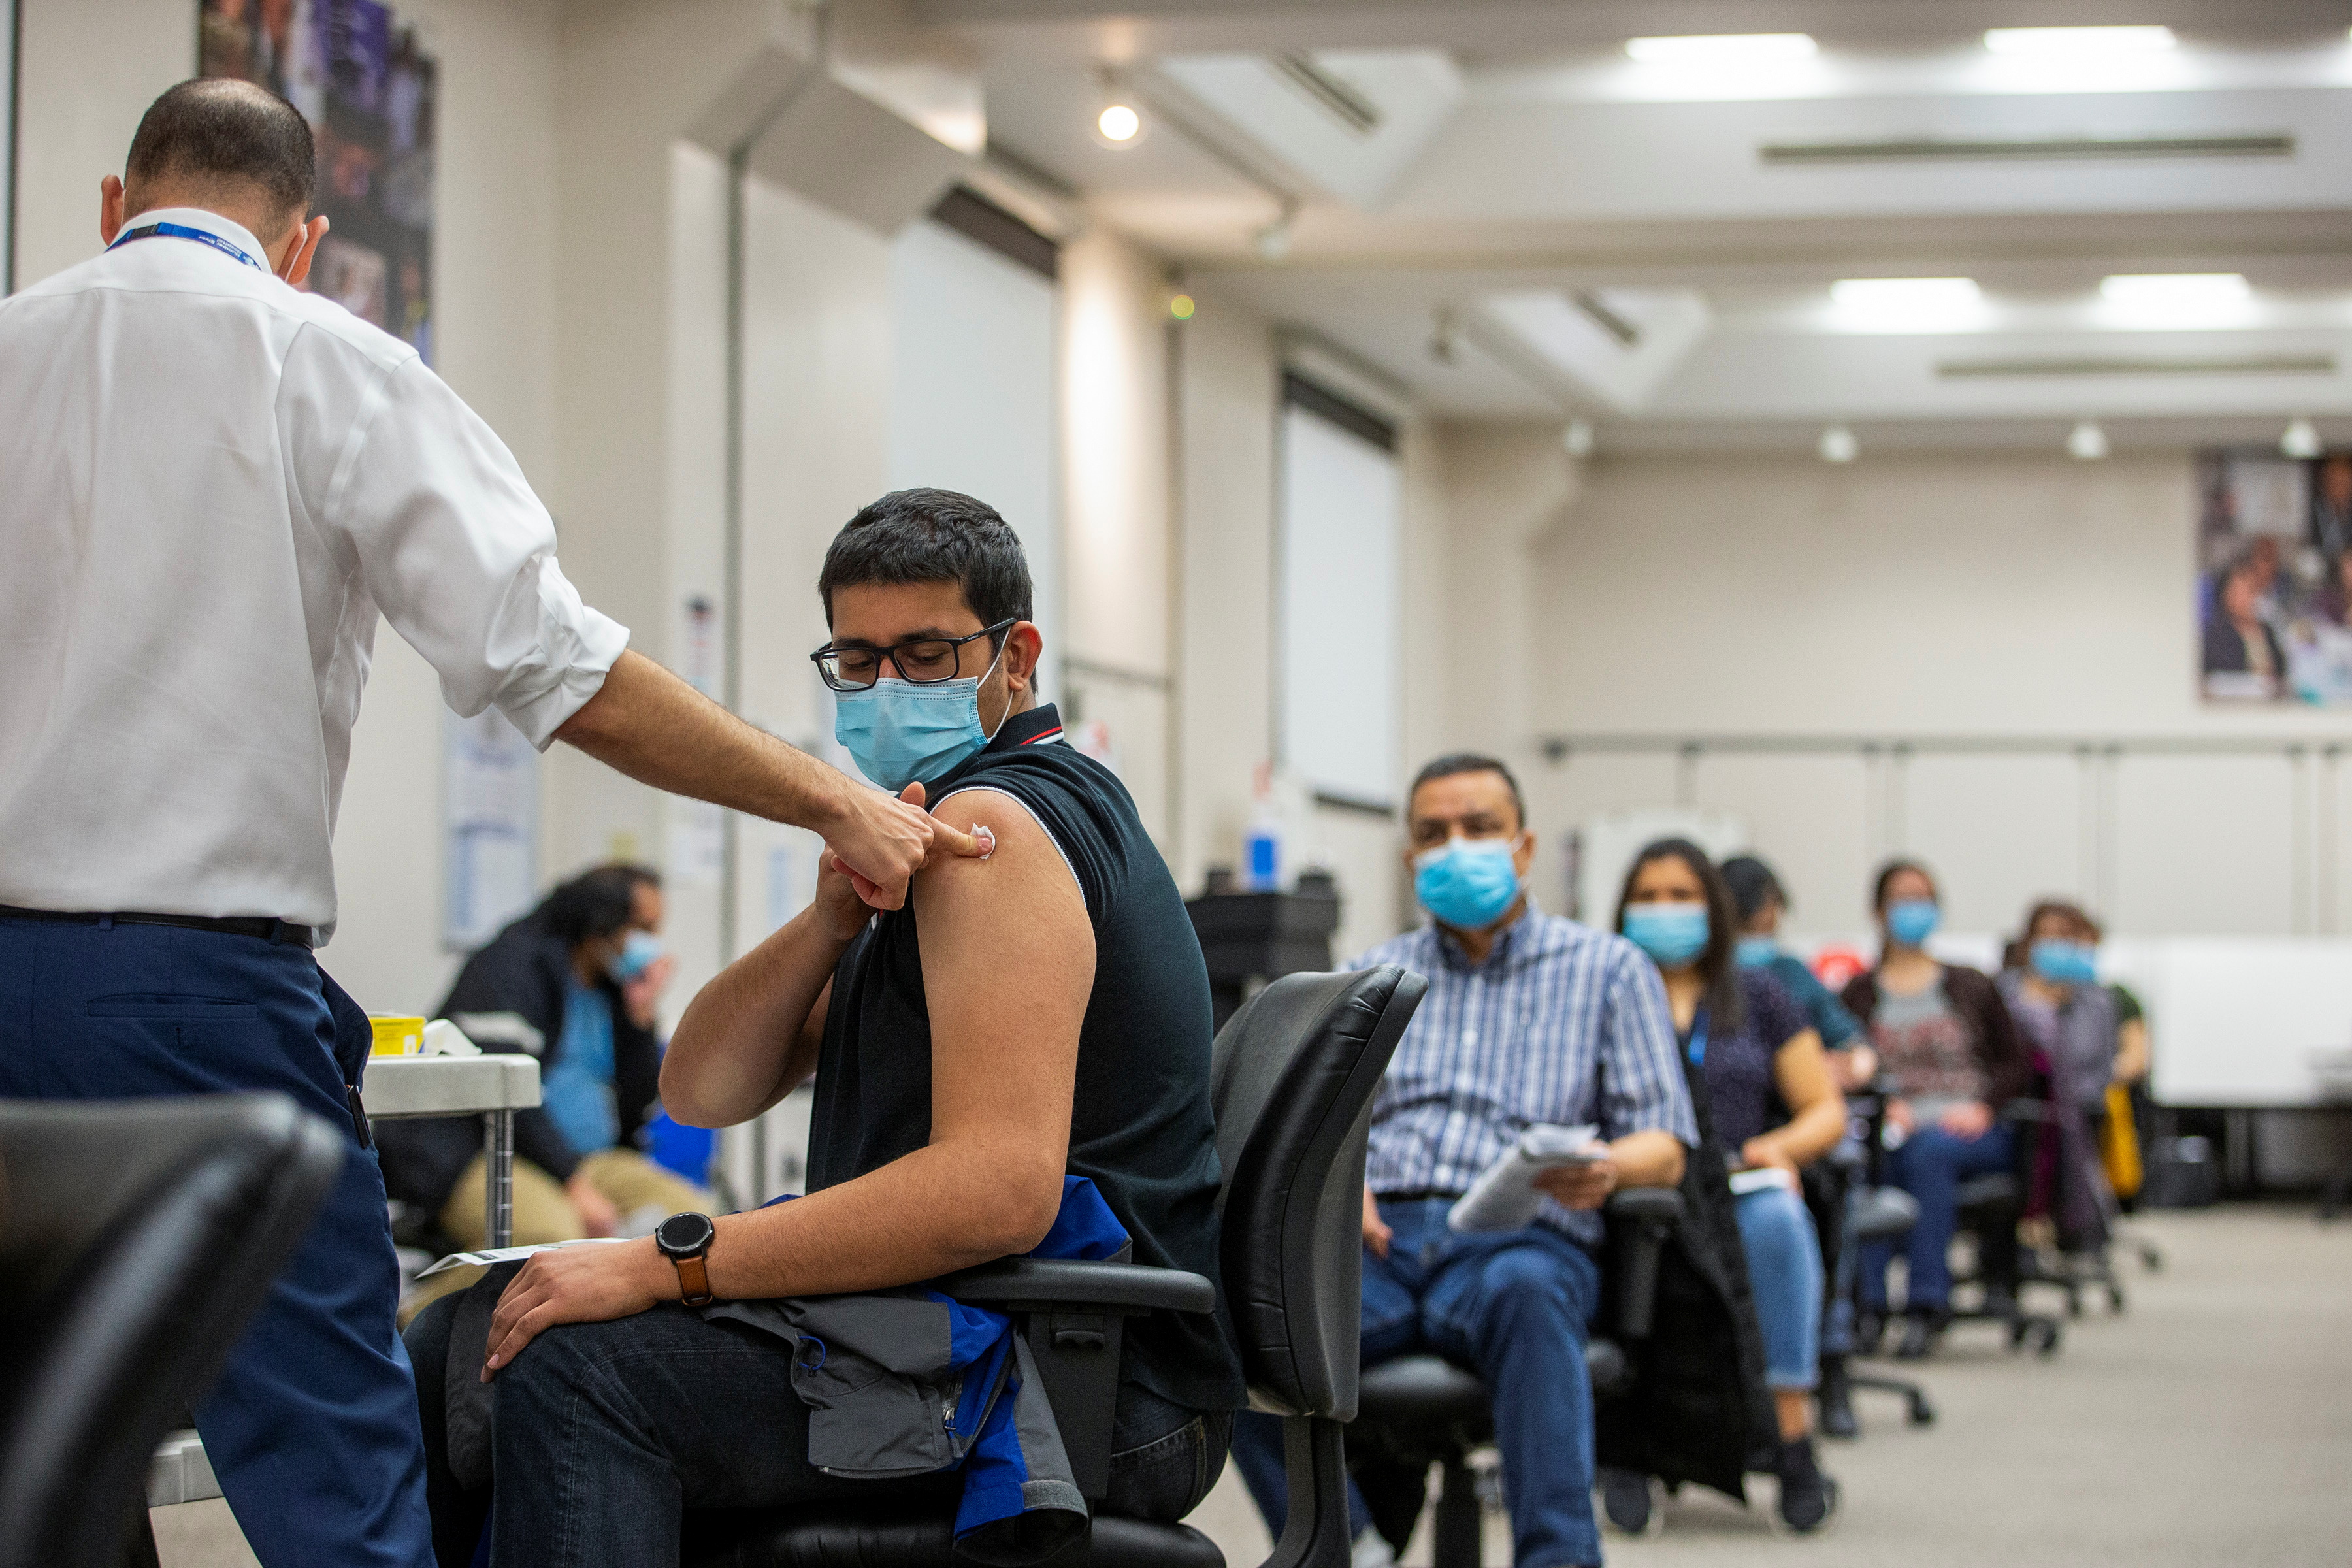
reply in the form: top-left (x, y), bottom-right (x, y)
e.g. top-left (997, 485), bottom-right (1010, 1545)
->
top-left (655, 1211), bottom-right (717, 1307)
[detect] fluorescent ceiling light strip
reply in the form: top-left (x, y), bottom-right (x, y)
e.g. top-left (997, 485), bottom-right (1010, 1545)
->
top-left (1760, 134), bottom-right (2291, 165)
top-left (2099, 273), bottom-right (2251, 306)
top-left (1982, 25), bottom-right (2176, 56)
top-left (1831, 277), bottom-right (1980, 310)
top-left (1625, 33), bottom-right (1816, 63)
top-left (1939, 355), bottom-right (2332, 378)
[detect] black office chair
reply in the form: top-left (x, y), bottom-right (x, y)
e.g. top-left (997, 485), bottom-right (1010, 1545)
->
top-left (1343, 1188), bottom-right (1686, 1568)
top-left (1943, 1102), bottom-right (2065, 1355)
top-left (0, 1094), bottom-right (346, 1568)
top-left (680, 963), bottom-right (1428, 1568)
top-left (1827, 1184), bottom-right (1936, 1431)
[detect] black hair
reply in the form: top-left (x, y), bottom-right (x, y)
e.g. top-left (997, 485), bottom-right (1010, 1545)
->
top-left (1613, 837), bottom-right (1745, 1034)
top-left (127, 79), bottom-right (314, 227)
top-left (1720, 855), bottom-right (1787, 925)
top-left (1871, 858), bottom-right (1938, 913)
top-left (819, 489), bottom-right (1033, 636)
top-left (540, 864), bottom-right (660, 947)
top-left (1407, 753), bottom-right (1526, 832)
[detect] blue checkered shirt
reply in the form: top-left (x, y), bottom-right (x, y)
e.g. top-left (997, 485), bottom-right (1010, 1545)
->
top-left (1354, 905), bottom-right (1698, 1248)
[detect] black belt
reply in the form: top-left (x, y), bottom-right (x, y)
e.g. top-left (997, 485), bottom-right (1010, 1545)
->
top-left (0, 904), bottom-right (316, 949)
top-left (1375, 1189), bottom-right (1465, 1205)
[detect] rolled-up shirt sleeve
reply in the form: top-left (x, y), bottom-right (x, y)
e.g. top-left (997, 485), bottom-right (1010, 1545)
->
top-left (1595, 941), bottom-right (1701, 1146)
top-left (327, 354), bottom-right (628, 749)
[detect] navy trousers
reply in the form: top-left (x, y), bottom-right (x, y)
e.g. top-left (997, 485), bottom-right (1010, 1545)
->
top-left (0, 914), bottom-right (434, 1568)
top-left (1230, 1199), bottom-right (1605, 1568)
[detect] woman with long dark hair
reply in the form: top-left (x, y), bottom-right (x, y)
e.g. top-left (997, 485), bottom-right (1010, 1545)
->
top-left (1613, 839), bottom-right (1848, 1533)
top-left (1839, 860), bottom-right (2030, 1358)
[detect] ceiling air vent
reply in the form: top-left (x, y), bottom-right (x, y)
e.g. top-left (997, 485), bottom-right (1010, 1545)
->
top-left (1939, 354), bottom-right (2336, 378)
top-left (1271, 53), bottom-right (1382, 135)
top-left (1762, 133), bottom-right (2292, 165)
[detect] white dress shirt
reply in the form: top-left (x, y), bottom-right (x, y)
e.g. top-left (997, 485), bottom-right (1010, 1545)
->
top-left (0, 208), bottom-right (627, 936)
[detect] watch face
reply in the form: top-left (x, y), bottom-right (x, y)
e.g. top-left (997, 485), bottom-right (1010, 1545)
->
top-left (657, 1211), bottom-right (714, 1257)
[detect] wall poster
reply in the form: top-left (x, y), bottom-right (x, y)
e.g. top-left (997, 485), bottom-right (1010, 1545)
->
top-left (2197, 449), bottom-right (2352, 704)
top-left (200, 0), bottom-right (436, 361)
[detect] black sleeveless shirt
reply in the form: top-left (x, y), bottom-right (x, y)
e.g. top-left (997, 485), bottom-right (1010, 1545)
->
top-left (807, 704), bottom-right (1246, 1414)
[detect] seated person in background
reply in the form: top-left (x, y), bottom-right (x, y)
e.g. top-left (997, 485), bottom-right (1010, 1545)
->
top-left (1999, 900), bottom-right (2119, 1258)
top-left (376, 863), bottom-right (710, 1260)
top-left (1722, 854), bottom-right (1877, 1091)
top-left (404, 489), bottom-right (1242, 1568)
top-left (1228, 754), bottom-right (1695, 1568)
top-left (1839, 860), bottom-right (2030, 1358)
top-left (1614, 840), bottom-right (1846, 1533)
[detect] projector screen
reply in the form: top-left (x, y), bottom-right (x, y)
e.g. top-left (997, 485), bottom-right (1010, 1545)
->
top-left (1278, 377), bottom-right (1400, 812)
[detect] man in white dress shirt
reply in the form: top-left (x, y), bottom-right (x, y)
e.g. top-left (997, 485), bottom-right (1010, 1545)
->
top-left (0, 80), bottom-right (978, 1568)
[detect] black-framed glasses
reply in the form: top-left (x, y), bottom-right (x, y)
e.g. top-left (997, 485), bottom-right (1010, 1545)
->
top-left (809, 618), bottom-right (1016, 692)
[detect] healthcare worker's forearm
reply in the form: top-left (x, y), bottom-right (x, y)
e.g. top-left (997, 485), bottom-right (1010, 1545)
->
top-left (553, 650), bottom-right (855, 829)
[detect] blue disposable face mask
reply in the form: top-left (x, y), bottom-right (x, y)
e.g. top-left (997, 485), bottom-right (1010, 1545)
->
top-left (1413, 836), bottom-right (1524, 931)
top-left (1623, 902), bottom-right (1710, 968)
top-left (1886, 898), bottom-right (1940, 948)
top-left (833, 640), bottom-right (1007, 793)
top-left (1735, 935), bottom-right (1781, 968)
top-left (2030, 938), bottom-right (2099, 987)
top-left (608, 930), bottom-right (664, 983)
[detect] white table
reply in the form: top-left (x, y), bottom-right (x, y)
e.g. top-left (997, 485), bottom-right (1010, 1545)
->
top-left (149, 1054), bottom-right (544, 1512)
top-left (365, 1053), bottom-right (542, 1249)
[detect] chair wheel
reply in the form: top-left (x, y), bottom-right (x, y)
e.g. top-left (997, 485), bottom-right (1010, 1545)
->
top-left (1907, 1394), bottom-right (1936, 1427)
top-left (2033, 1322), bottom-right (2062, 1356)
top-left (2107, 1286), bottom-right (2126, 1313)
top-left (2007, 1319), bottom-right (2028, 1349)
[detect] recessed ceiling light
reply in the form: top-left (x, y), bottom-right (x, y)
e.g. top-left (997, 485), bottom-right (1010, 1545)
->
top-left (1097, 103), bottom-right (1142, 144)
top-left (1819, 425), bottom-right (1859, 464)
top-left (1983, 25), bottom-right (2176, 56)
top-left (2282, 417), bottom-right (2323, 460)
top-left (1625, 33), bottom-right (1817, 63)
top-left (2068, 420), bottom-right (2110, 461)
top-left (1831, 277), bottom-right (1982, 314)
top-left (2099, 273), bottom-right (2251, 308)
top-left (1563, 419), bottom-right (1596, 459)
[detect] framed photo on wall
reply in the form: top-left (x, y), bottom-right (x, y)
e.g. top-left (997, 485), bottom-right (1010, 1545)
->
top-left (2195, 448), bottom-right (2352, 704)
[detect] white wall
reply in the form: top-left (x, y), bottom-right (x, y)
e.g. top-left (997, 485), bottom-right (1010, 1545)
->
top-left (1429, 434), bottom-right (2352, 941)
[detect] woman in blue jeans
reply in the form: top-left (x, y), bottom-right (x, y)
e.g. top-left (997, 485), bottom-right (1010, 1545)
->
top-left (1839, 860), bottom-right (2031, 1358)
top-left (1617, 840), bottom-right (1850, 1533)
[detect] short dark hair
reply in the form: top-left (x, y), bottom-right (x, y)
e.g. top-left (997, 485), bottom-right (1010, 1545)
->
top-left (540, 864), bottom-right (660, 947)
top-left (1407, 753), bottom-right (1525, 831)
top-left (818, 489), bottom-right (1033, 634)
top-left (1720, 855), bottom-right (1787, 923)
top-left (127, 79), bottom-right (314, 227)
top-left (1613, 837), bottom-right (1745, 1034)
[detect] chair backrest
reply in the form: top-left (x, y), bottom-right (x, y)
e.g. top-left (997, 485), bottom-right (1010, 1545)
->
top-left (0, 1094), bottom-right (344, 1568)
top-left (1211, 965), bottom-right (1426, 1422)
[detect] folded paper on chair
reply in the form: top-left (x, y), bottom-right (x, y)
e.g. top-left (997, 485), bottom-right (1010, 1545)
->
top-left (1448, 1124), bottom-right (1602, 1232)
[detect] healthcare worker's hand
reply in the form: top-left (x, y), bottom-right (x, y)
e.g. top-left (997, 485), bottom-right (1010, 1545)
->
top-left (826, 781), bottom-right (988, 911)
top-left (481, 1240), bottom-right (674, 1380)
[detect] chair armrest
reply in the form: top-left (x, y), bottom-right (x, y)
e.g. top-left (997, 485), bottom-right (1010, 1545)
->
top-left (1605, 1187), bottom-right (1686, 1225)
top-left (934, 1258), bottom-right (1217, 1316)
top-left (2001, 1098), bottom-right (2055, 1125)
top-left (1603, 1188), bottom-right (1683, 1340)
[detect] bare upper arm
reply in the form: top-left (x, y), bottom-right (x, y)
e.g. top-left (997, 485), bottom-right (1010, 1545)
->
top-left (914, 789), bottom-right (1094, 1199)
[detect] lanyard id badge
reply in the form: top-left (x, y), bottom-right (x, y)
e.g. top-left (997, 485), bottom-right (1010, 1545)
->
top-left (1685, 1005), bottom-right (1711, 1067)
top-left (107, 220), bottom-right (269, 273)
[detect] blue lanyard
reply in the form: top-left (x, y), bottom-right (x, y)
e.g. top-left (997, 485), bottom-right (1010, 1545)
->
top-left (108, 221), bottom-right (269, 273)
top-left (1684, 1005), bottom-right (1710, 1067)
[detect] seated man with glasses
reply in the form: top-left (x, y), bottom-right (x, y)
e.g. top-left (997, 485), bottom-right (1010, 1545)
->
top-left (1227, 754), bottom-right (1695, 1568)
top-left (403, 489), bottom-right (1245, 1567)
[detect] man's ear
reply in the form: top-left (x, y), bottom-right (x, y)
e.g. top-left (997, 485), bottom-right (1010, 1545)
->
top-left (99, 176), bottom-right (127, 246)
top-left (1004, 622), bottom-right (1045, 693)
top-left (280, 215), bottom-right (329, 286)
top-left (1512, 830), bottom-right (1538, 875)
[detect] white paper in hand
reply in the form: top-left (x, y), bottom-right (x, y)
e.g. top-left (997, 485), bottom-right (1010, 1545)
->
top-left (414, 1236), bottom-right (631, 1279)
top-left (1448, 1124), bottom-right (1604, 1233)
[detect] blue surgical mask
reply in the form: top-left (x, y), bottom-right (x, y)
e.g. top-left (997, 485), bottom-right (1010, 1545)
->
top-left (1886, 898), bottom-right (1940, 948)
top-left (1735, 935), bottom-right (1781, 968)
top-left (1624, 903), bottom-right (1710, 968)
top-left (608, 930), bottom-right (664, 983)
top-left (1413, 836), bottom-right (1524, 930)
top-left (2030, 938), bottom-right (2099, 987)
top-left (832, 642), bottom-right (1007, 792)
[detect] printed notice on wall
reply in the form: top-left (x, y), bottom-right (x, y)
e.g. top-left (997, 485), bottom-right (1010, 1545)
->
top-left (443, 707), bottom-right (538, 950)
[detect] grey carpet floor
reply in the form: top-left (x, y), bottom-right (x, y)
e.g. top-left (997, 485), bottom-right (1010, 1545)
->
top-left (152, 1207), bottom-right (2349, 1567)
top-left (1183, 1207), bottom-right (2352, 1568)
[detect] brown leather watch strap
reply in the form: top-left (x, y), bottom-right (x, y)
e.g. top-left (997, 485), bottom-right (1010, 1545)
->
top-left (674, 1252), bottom-right (713, 1307)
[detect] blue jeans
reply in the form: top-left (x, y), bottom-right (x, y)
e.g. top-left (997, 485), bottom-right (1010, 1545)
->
top-left (1862, 1122), bottom-right (2016, 1311)
top-left (0, 915), bottom-right (433, 1568)
top-left (1230, 1199), bottom-right (1605, 1568)
top-left (1733, 1184), bottom-right (1821, 1391)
